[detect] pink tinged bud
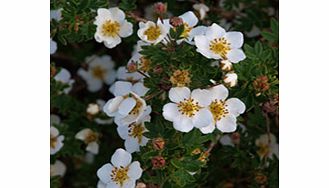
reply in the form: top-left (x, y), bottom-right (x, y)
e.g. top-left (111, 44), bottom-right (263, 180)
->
top-left (169, 17), bottom-right (184, 27)
top-left (154, 2), bottom-right (167, 15)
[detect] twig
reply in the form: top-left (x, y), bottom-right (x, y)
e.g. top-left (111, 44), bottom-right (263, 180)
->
top-left (206, 134), bottom-right (221, 153)
top-left (127, 12), bottom-right (148, 23)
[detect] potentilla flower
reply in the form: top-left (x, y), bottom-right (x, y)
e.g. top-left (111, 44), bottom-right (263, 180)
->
top-left (97, 148), bottom-right (143, 188)
top-left (223, 72), bottom-right (238, 87)
top-left (255, 133), bottom-right (279, 159)
top-left (50, 9), bottom-right (62, 21)
top-left (193, 3), bottom-right (210, 20)
top-left (50, 160), bottom-right (66, 177)
top-left (104, 81), bottom-right (149, 126)
top-left (137, 19), bottom-right (169, 44)
top-left (195, 23), bottom-right (246, 63)
top-left (109, 81), bottom-right (149, 98)
top-left (94, 7), bottom-right (133, 48)
top-left (54, 67), bottom-right (75, 94)
top-left (75, 128), bottom-right (100, 154)
top-left (116, 66), bottom-right (144, 82)
top-left (87, 103), bottom-right (101, 116)
top-left (117, 109), bottom-right (151, 153)
top-left (220, 60), bottom-right (233, 72)
top-left (199, 85), bottom-right (245, 134)
top-left (50, 38), bottom-right (57, 55)
top-left (78, 55), bottom-right (116, 92)
top-left (50, 126), bottom-right (64, 155)
top-left (162, 87), bottom-right (213, 132)
top-left (170, 69), bottom-right (191, 87)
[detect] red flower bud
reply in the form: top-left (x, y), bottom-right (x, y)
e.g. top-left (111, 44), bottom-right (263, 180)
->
top-left (151, 156), bottom-right (166, 169)
top-left (169, 17), bottom-right (184, 27)
top-left (152, 137), bottom-right (165, 150)
top-left (154, 2), bottom-right (167, 15)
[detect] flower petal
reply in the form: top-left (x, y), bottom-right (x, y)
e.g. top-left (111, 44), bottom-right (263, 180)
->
top-left (132, 82), bottom-right (149, 97)
top-left (192, 108), bottom-right (213, 128)
top-left (125, 137), bottom-right (140, 153)
top-left (180, 11), bottom-right (198, 27)
top-left (208, 84), bottom-right (228, 101)
top-left (199, 122), bottom-right (216, 134)
top-left (191, 88), bottom-right (211, 107)
top-left (162, 103), bottom-right (180, 122)
top-left (86, 141), bottom-right (99, 154)
top-left (104, 36), bottom-right (122, 49)
top-left (97, 163), bottom-right (114, 183)
top-left (227, 49), bottom-right (246, 63)
top-left (112, 81), bottom-right (133, 96)
top-left (205, 23), bottom-right (226, 40)
top-left (111, 148), bottom-right (132, 167)
top-left (117, 126), bottom-right (129, 139)
top-left (109, 7), bottom-right (125, 21)
top-left (75, 128), bottom-right (91, 140)
top-left (119, 21), bottom-right (133, 38)
top-left (118, 97), bottom-right (136, 116)
top-left (169, 87), bottom-right (191, 103)
top-left (216, 114), bottom-right (237, 133)
top-left (103, 96), bottom-right (124, 116)
top-left (226, 98), bottom-right (246, 116)
top-left (128, 161), bottom-right (143, 179)
top-left (173, 116), bottom-right (194, 132)
top-left (225, 31), bottom-right (244, 49)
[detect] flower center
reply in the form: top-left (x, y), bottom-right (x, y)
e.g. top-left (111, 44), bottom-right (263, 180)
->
top-left (209, 99), bottom-right (228, 121)
top-left (139, 57), bottom-right (151, 73)
top-left (129, 96), bottom-right (144, 115)
top-left (181, 23), bottom-right (192, 38)
top-left (102, 20), bottom-right (120, 37)
top-left (257, 144), bottom-right (270, 158)
top-left (110, 166), bottom-right (129, 186)
top-left (85, 132), bottom-right (98, 144)
top-left (144, 26), bottom-right (161, 41)
top-left (91, 66), bottom-right (107, 80)
top-left (170, 69), bottom-right (191, 87)
top-left (128, 123), bottom-right (145, 144)
top-left (209, 38), bottom-right (231, 59)
top-left (50, 136), bottom-right (57, 149)
top-left (177, 98), bottom-right (201, 117)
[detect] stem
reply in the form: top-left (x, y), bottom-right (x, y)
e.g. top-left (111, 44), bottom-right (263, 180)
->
top-left (206, 133), bottom-right (221, 153)
top-left (127, 12), bottom-right (148, 23)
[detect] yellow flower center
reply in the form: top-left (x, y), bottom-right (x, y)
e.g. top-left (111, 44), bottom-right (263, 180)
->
top-left (122, 95), bottom-right (143, 115)
top-left (181, 23), bottom-right (192, 38)
top-left (209, 38), bottom-right (231, 59)
top-left (91, 66), bottom-right (107, 80)
top-left (102, 20), bottom-right (120, 37)
top-left (110, 166), bottom-right (129, 186)
top-left (128, 123), bottom-right (145, 144)
top-left (144, 25), bottom-right (161, 41)
top-left (85, 131), bottom-right (98, 144)
top-left (177, 98), bottom-right (201, 117)
top-left (209, 99), bottom-right (228, 121)
top-left (50, 136), bottom-right (57, 149)
top-left (139, 57), bottom-right (151, 73)
top-left (170, 70), bottom-right (191, 87)
top-left (257, 144), bottom-right (270, 158)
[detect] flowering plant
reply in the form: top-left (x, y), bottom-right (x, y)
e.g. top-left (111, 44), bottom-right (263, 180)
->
top-left (51, 0), bottom-right (278, 187)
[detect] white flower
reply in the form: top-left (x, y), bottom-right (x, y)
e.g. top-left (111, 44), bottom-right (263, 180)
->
top-left (75, 128), bottom-right (99, 154)
top-left (223, 72), bottom-right (238, 87)
top-left (195, 23), bottom-right (246, 63)
top-left (255, 133), bottom-right (279, 159)
top-left (50, 126), bottom-right (64, 155)
top-left (103, 81), bottom-right (149, 126)
top-left (193, 3), bottom-right (209, 20)
top-left (87, 103), bottom-right (101, 115)
top-left (110, 81), bottom-right (149, 97)
top-left (50, 160), bottom-right (66, 177)
top-left (137, 19), bottom-right (169, 44)
top-left (199, 85), bottom-right (245, 134)
top-left (162, 87), bottom-right (213, 133)
top-left (97, 148), bottom-right (143, 188)
top-left (97, 180), bottom-right (107, 188)
top-left (54, 67), bottom-right (75, 94)
top-left (116, 66), bottom-right (144, 82)
top-left (94, 7), bottom-right (133, 49)
top-left (117, 108), bottom-right (151, 153)
top-left (50, 38), bottom-right (57, 54)
top-left (50, 9), bottom-right (62, 21)
top-left (78, 55), bottom-right (116, 92)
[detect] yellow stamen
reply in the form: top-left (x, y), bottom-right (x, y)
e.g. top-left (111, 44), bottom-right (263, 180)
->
top-left (144, 25), bottom-right (161, 41)
top-left (102, 20), bottom-right (120, 37)
top-left (110, 166), bottom-right (129, 186)
top-left (128, 123), bottom-right (145, 144)
top-left (209, 99), bottom-right (228, 121)
top-left (209, 38), bottom-right (231, 59)
top-left (50, 136), bottom-right (57, 149)
top-left (177, 98), bottom-right (201, 117)
top-left (181, 23), bottom-right (192, 38)
top-left (85, 131), bottom-right (98, 144)
top-left (92, 66), bottom-right (106, 80)
top-left (139, 57), bottom-right (151, 73)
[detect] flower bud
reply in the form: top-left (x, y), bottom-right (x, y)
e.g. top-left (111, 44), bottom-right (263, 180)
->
top-left (153, 65), bottom-right (163, 74)
top-left (169, 17), bottom-right (184, 27)
top-left (253, 75), bottom-right (270, 95)
top-left (86, 103), bottom-right (100, 115)
top-left (193, 3), bottom-right (210, 20)
top-left (191, 148), bottom-right (201, 155)
top-left (136, 182), bottom-right (147, 188)
top-left (152, 137), bottom-right (165, 150)
top-left (154, 2), bottom-right (167, 15)
top-left (262, 95), bottom-right (279, 114)
top-left (255, 173), bottom-right (268, 185)
top-left (220, 60), bottom-right (233, 72)
top-left (151, 156), bottom-right (166, 169)
top-left (231, 132), bottom-right (240, 145)
top-left (223, 72), bottom-right (238, 87)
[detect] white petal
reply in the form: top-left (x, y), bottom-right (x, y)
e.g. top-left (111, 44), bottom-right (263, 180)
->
top-left (132, 82), bottom-right (149, 97)
top-left (225, 32), bottom-right (244, 49)
top-left (180, 11), bottom-right (198, 27)
top-left (195, 36), bottom-right (218, 59)
top-left (50, 39), bottom-right (57, 54)
top-left (192, 108), bottom-right (213, 128)
top-left (111, 148), bottom-right (132, 167)
top-left (216, 115), bottom-right (237, 133)
top-left (118, 97), bottom-right (136, 116)
top-left (125, 137), bottom-right (140, 153)
top-left (97, 163), bottom-right (114, 183)
top-left (119, 21), bottom-right (133, 38)
top-left (199, 122), bottom-right (216, 134)
top-left (75, 128), bottom-right (91, 140)
top-left (128, 161), bottom-right (143, 179)
top-left (103, 96), bottom-right (124, 116)
top-left (188, 26), bottom-right (207, 40)
top-left (54, 68), bottom-right (71, 83)
top-left (97, 8), bottom-right (111, 19)
top-left (122, 180), bottom-right (135, 188)
top-left (86, 142), bottom-right (99, 154)
top-left (106, 182), bottom-right (120, 188)
top-left (104, 36), bottom-right (122, 49)
top-left (87, 78), bottom-right (103, 92)
top-left (117, 126), bottom-right (129, 139)
top-left (173, 116), bottom-right (194, 132)
top-left (109, 7), bottom-right (125, 21)
top-left (112, 81), bottom-right (133, 96)
top-left (50, 160), bottom-right (66, 177)
top-left (97, 180), bottom-right (107, 188)
top-left (50, 126), bottom-right (59, 137)
top-left (205, 23), bottom-right (226, 40)
top-left (208, 84), bottom-right (228, 101)
top-left (169, 87), bottom-right (191, 103)
top-left (162, 103), bottom-right (179, 122)
top-left (220, 135), bottom-right (234, 146)
top-left (227, 49), bottom-right (246, 63)
top-left (191, 89), bottom-right (211, 107)
top-left (226, 98), bottom-right (246, 116)
top-left (104, 70), bottom-right (116, 85)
